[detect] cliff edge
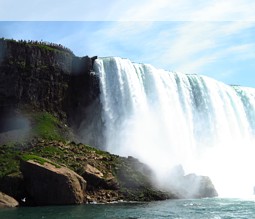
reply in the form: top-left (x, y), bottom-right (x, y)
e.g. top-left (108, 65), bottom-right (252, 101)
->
top-left (0, 38), bottom-right (99, 135)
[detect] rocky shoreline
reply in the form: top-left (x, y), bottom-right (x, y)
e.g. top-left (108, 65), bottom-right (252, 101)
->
top-left (0, 139), bottom-right (177, 207)
top-left (0, 139), bottom-right (217, 208)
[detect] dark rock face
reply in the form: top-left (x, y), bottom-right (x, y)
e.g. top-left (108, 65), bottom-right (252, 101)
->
top-left (0, 40), bottom-right (72, 119)
top-left (20, 158), bottom-right (87, 205)
top-left (0, 39), bottom-right (99, 132)
top-left (0, 172), bottom-right (26, 204)
top-left (66, 56), bottom-right (100, 129)
top-left (0, 192), bottom-right (19, 208)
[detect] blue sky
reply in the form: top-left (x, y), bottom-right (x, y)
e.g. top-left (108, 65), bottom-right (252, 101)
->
top-left (1, 0), bottom-right (255, 87)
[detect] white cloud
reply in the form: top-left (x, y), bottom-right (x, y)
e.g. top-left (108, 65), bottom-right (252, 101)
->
top-left (116, 0), bottom-right (255, 21)
top-left (1, 0), bottom-right (255, 21)
top-left (151, 22), bottom-right (255, 74)
top-left (190, 0), bottom-right (255, 21)
top-left (77, 21), bottom-right (255, 80)
top-left (223, 43), bottom-right (255, 61)
top-left (80, 20), bottom-right (255, 85)
top-left (0, 0), bottom-right (116, 20)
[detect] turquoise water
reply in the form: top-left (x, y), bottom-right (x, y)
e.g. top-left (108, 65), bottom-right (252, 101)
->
top-left (1, 198), bottom-right (255, 219)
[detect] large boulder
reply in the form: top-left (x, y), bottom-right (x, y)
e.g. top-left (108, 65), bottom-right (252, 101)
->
top-left (20, 157), bottom-right (86, 205)
top-left (0, 192), bottom-right (19, 208)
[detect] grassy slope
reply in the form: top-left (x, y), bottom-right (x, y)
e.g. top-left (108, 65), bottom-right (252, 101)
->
top-left (0, 111), bottom-right (69, 177)
top-left (0, 111), bottom-right (174, 202)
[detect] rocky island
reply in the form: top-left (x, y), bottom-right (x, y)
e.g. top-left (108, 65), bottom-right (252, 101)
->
top-left (0, 38), bottom-right (217, 207)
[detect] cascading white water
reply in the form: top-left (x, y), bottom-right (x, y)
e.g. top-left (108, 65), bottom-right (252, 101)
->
top-left (94, 57), bottom-right (255, 197)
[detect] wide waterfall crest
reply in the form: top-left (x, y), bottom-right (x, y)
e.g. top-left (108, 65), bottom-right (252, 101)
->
top-left (94, 57), bottom-right (255, 197)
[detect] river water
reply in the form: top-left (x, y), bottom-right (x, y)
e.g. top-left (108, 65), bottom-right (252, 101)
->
top-left (1, 198), bottom-right (255, 219)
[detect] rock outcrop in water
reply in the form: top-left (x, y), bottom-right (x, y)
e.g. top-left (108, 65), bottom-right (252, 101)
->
top-left (167, 165), bottom-right (218, 198)
top-left (183, 174), bottom-right (218, 198)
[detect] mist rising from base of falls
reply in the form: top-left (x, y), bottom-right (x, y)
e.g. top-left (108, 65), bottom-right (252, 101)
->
top-left (0, 111), bottom-right (32, 145)
top-left (92, 57), bottom-right (255, 198)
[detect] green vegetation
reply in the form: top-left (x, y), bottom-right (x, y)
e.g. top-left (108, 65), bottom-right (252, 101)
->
top-left (21, 154), bottom-right (60, 168)
top-left (33, 44), bottom-right (58, 52)
top-left (0, 37), bottom-right (74, 55)
top-left (21, 154), bottom-right (48, 165)
top-left (0, 110), bottom-right (169, 202)
top-left (0, 138), bottom-right (172, 202)
top-left (0, 110), bottom-right (70, 176)
top-left (0, 145), bottom-right (21, 177)
top-left (33, 112), bottom-right (64, 141)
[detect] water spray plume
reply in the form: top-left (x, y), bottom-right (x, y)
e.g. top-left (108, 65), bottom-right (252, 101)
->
top-left (93, 57), bottom-right (255, 198)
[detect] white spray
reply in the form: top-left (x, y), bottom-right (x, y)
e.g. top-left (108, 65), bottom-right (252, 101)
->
top-left (94, 57), bottom-right (255, 198)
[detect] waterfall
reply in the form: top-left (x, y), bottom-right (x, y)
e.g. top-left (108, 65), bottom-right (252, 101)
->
top-left (93, 57), bottom-right (255, 197)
